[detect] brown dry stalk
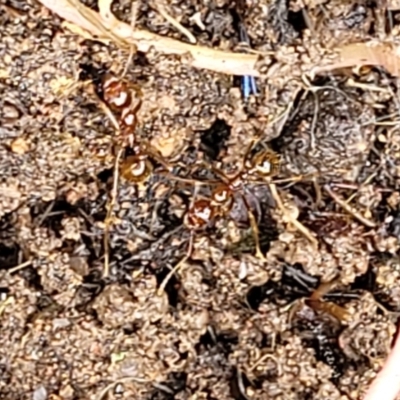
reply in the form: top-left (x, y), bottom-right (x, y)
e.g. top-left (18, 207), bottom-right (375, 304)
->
top-left (312, 41), bottom-right (400, 78)
top-left (102, 147), bottom-right (124, 278)
top-left (37, 0), bottom-right (259, 77)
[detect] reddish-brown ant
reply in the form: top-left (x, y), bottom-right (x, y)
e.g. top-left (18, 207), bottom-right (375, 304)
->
top-left (101, 73), bottom-right (142, 147)
top-left (100, 73), bottom-right (172, 184)
top-left (100, 73), bottom-right (172, 277)
top-left (209, 145), bottom-right (282, 259)
top-left (170, 142), bottom-right (282, 259)
top-left (157, 144), bottom-right (282, 293)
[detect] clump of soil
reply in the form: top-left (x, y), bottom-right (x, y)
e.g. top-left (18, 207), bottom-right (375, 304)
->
top-left (1, 1), bottom-right (400, 399)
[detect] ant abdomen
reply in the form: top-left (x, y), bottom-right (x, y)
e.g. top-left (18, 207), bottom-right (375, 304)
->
top-left (120, 154), bottom-right (153, 183)
top-left (101, 74), bottom-right (143, 146)
top-left (249, 149), bottom-right (280, 179)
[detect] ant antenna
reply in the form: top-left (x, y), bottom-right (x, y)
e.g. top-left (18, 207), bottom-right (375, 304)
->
top-left (157, 183), bottom-right (202, 295)
top-left (121, 1), bottom-right (140, 79)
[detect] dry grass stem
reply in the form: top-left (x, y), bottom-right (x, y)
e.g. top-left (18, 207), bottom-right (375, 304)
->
top-left (311, 41), bottom-right (400, 79)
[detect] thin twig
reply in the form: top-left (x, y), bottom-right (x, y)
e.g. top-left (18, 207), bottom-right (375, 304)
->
top-left (309, 90), bottom-right (319, 150)
top-left (36, 200), bottom-right (55, 226)
top-left (8, 260), bottom-right (33, 274)
top-left (157, 255), bottom-right (188, 296)
top-left (249, 353), bottom-right (281, 376)
top-left (324, 184), bottom-right (376, 228)
top-left (236, 370), bottom-right (251, 400)
top-left (247, 207), bottom-right (267, 261)
top-left (121, 0), bottom-right (139, 79)
top-left (157, 232), bottom-right (194, 296)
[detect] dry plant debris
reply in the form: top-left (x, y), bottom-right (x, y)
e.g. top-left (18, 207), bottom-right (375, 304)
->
top-left (37, 0), bottom-right (260, 77)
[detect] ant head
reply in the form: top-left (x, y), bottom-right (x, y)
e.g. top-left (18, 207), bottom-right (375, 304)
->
top-left (184, 199), bottom-right (215, 230)
top-left (102, 76), bottom-right (132, 112)
top-left (120, 154), bottom-right (153, 183)
top-left (211, 184), bottom-right (234, 212)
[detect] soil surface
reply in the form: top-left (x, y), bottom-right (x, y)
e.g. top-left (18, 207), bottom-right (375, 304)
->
top-left (1, 1), bottom-right (400, 399)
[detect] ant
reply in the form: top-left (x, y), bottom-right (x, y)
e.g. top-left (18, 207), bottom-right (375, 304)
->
top-left (158, 139), bottom-right (322, 294)
top-left (205, 143), bottom-right (281, 259)
top-left (157, 143), bottom-right (283, 294)
top-left (101, 73), bottom-right (170, 183)
top-left (99, 72), bottom-right (173, 277)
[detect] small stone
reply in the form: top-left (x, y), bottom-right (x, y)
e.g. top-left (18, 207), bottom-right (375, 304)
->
top-left (238, 260), bottom-right (247, 280)
top-left (52, 318), bottom-right (72, 330)
top-left (11, 137), bottom-right (29, 154)
top-left (33, 385), bottom-right (47, 400)
top-left (3, 104), bottom-right (19, 119)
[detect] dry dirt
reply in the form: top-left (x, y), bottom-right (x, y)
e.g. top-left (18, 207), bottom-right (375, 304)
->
top-left (1, 1), bottom-right (400, 399)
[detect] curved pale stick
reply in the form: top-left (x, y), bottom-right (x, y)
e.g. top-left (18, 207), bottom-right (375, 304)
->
top-left (37, 0), bottom-right (259, 77)
top-left (363, 328), bottom-right (400, 400)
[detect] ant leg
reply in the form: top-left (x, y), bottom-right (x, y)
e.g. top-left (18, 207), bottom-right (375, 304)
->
top-left (157, 182), bottom-right (202, 296)
top-left (145, 145), bottom-right (175, 173)
top-left (247, 207), bottom-right (267, 262)
top-left (121, 1), bottom-right (140, 79)
top-left (244, 189), bottom-right (262, 225)
top-left (103, 147), bottom-right (125, 278)
top-left (306, 280), bottom-right (351, 323)
top-left (208, 163), bottom-right (230, 185)
top-left (240, 192), bottom-right (266, 261)
top-left (157, 231), bottom-right (194, 296)
top-left (241, 138), bottom-right (257, 173)
top-left (159, 171), bottom-right (219, 187)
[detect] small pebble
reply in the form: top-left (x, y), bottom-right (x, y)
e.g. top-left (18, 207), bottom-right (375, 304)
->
top-left (33, 385), bottom-right (47, 400)
top-left (3, 104), bottom-right (19, 119)
top-left (11, 137), bottom-right (29, 154)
